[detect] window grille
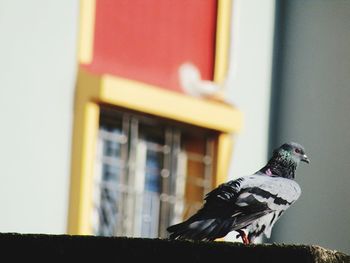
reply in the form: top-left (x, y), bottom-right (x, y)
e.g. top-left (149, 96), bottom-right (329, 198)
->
top-left (93, 106), bottom-right (216, 238)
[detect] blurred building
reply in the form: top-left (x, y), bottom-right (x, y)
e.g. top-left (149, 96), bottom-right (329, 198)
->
top-left (0, 0), bottom-right (276, 239)
top-left (269, 0), bottom-right (350, 254)
top-left (68, 0), bottom-right (244, 237)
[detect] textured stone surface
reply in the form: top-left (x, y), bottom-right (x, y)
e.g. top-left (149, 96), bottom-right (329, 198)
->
top-left (0, 233), bottom-right (348, 262)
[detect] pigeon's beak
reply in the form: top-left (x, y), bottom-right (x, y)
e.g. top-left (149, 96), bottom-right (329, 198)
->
top-left (301, 154), bottom-right (310, 164)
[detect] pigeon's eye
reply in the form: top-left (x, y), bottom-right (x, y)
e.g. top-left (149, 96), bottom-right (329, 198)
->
top-left (295, 148), bottom-right (301, 154)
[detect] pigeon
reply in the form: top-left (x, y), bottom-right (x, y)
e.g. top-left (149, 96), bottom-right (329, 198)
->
top-left (167, 142), bottom-right (310, 244)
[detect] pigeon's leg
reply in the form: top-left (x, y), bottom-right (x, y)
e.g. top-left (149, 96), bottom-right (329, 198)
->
top-left (237, 230), bottom-right (250, 245)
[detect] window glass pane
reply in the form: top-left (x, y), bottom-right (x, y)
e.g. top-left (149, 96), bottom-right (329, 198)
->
top-left (92, 107), bottom-right (217, 238)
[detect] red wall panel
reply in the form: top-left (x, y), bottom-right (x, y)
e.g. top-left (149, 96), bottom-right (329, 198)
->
top-left (83, 0), bottom-right (217, 93)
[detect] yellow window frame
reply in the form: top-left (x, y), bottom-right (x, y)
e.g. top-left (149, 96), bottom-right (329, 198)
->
top-left (68, 0), bottom-right (242, 235)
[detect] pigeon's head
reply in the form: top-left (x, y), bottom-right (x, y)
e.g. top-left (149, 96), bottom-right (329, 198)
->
top-left (277, 142), bottom-right (310, 165)
top-left (262, 142), bottom-right (310, 179)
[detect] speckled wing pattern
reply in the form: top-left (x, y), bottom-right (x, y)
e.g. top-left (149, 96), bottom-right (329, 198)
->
top-left (203, 174), bottom-right (301, 240)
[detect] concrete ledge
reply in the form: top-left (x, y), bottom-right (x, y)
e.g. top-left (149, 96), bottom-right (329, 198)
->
top-left (0, 233), bottom-right (348, 262)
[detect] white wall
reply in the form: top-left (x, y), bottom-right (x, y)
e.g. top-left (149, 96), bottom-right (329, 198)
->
top-left (0, 0), bottom-right (78, 233)
top-left (227, 0), bottom-right (276, 179)
top-left (0, 0), bottom-right (276, 236)
top-left (225, 0), bottom-right (276, 241)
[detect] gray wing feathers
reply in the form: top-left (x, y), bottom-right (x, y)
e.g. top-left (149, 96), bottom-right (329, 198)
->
top-left (167, 175), bottom-right (301, 241)
top-left (240, 175), bottom-right (301, 240)
top-left (238, 175), bottom-right (301, 210)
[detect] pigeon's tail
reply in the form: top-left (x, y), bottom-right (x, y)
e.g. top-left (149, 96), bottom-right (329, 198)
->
top-left (167, 218), bottom-right (235, 241)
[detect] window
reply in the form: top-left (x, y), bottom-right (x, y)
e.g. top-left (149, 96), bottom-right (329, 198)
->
top-left (67, 70), bottom-right (241, 236)
top-left (92, 106), bottom-right (217, 238)
top-left (68, 0), bottom-right (241, 237)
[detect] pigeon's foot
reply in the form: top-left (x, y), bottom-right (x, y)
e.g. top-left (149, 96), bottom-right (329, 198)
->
top-left (237, 230), bottom-right (250, 245)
